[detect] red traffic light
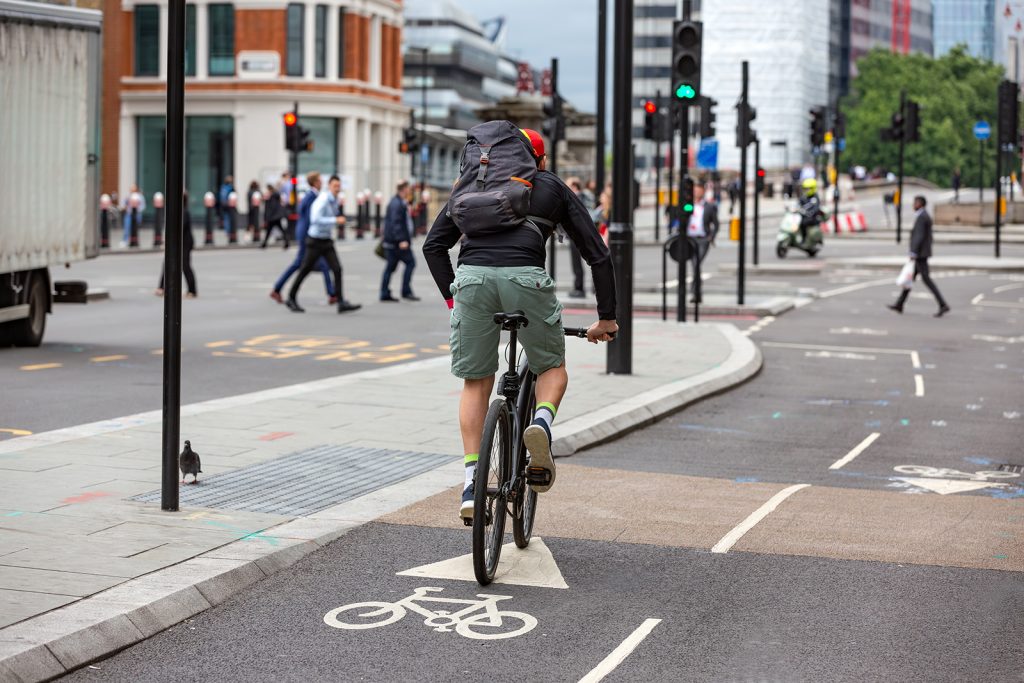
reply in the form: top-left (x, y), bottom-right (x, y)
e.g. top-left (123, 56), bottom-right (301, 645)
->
top-left (644, 100), bottom-right (658, 114)
top-left (756, 168), bottom-right (765, 177)
top-left (283, 112), bottom-right (297, 127)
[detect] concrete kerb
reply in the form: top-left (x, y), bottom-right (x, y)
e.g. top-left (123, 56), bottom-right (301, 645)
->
top-left (553, 324), bottom-right (762, 456)
top-left (0, 327), bottom-right (762, 682)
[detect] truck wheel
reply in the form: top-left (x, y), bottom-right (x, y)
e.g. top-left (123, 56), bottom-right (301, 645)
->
top-left (11, 277), bottom-right (47, 347)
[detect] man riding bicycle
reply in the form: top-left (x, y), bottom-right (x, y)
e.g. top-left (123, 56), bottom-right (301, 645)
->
top-left (422, 123), bottom-right (619, 521)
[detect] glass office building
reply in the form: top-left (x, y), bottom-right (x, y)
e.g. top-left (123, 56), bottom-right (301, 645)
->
top-left (933, 0), bottom-right (995, 60)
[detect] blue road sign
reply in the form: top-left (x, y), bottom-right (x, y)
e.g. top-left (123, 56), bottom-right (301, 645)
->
top-left (838, 138), bottom-right (846, 152)
top-left (974, 121), bottom-right (991, 140)
top-left (696, 139), bottom-right (718, 170)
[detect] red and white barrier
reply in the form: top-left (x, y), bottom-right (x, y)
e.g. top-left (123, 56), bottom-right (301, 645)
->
top-left (822, 211), bottom-right (867, 234)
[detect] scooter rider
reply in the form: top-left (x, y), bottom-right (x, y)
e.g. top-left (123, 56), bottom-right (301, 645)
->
top-left (797, 178), bottom-right (825, 245)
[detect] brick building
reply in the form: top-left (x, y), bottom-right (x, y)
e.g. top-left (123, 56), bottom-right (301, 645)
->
top-left (101, 0), bottom-right (408, 216)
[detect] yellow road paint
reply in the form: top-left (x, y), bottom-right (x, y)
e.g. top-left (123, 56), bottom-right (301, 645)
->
top-left (380, 342), bottom-right (416, 351)
top-left (90, 355), bottom-right (128, 363)
top-left (205, 340), bottom-right (234, 348)
top-left (20, 363), bottom-right (62, 371)
top-left (0, 428), bottom-right (32, 437)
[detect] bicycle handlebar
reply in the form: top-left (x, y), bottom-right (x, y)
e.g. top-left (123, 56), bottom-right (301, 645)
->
top-left (563, 326), bottom-right (617, 340)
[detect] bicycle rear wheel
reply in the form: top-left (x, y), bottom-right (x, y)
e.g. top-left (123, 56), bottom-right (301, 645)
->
top-left (512, 378), bottom-right (538, 549)
top-left (473, 399), bottom-right (511, 585)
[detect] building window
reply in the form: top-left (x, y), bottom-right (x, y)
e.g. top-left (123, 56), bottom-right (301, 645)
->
top-left (134, 5), bottom-right (159, 76)
top-left (185, 4), bottom-right (196, 76)
top-left (337, 8), bottom-right (346, 77)
top-left (315, 5), bottom-right (327, 77)
top-left (208, 4), bottom-right (235, 76)
top-left (635, 5), bottom-right (676, 19)
top-left (287, 3), bottom-right (304, 76)
top-left (634, 35), bottom-right (671, 48)
top-left (297, 117), bottom-right (338, 176)
top-left (633, 65), bottom-right (671, 79)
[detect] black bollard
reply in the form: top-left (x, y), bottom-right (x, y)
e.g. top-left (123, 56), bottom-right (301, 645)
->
top-left (130, 206), bottom-right (140, 247)
top-left (374, 200), bottom-right (382, 237)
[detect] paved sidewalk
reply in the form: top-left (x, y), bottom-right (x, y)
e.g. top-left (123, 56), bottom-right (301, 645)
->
top-left (0, 319), bottom-right (760, 681)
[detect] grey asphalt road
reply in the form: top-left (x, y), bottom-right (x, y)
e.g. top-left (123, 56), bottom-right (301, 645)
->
top-left (55, 240), bottom-right (1024, 682)
top-left (62, 523), bottom-right (1024, 683)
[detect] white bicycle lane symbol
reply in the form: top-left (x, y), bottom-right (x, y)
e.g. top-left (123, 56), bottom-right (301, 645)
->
top-left (323, 586), bottom-right (537, 640)
top-left (893, 465), bottom-right (1021, 482)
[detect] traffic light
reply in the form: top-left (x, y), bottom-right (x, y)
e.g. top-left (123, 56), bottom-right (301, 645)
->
top-left (998, 80), bottom-right (1018, 147)
top-left (736, 101), bottom-right (756, 148)
top-left (699, 95), bottom-right (717, 138)
top-left (284, 111), bottom-right (298, 152)
top-left (904, 101), bottom-right (920, 143)
top-left (755, 167), bottom-right (766, 193)
top-left (643, 100), bottom-right (657, 140)
top-left (809, 106), bottom-right (826, 147)
top-left (671, 19), bottom-right (702, 101)
top-left (284, 110), bottom-right (313, 153)
top-left (542, 93), bottom-right (564, 141)
top-left (398, 127), bottom-right (418, 155)
top-left (833, 110), bottom-right (846, 141)
top-left (681, 176), bottom-right (695, 214)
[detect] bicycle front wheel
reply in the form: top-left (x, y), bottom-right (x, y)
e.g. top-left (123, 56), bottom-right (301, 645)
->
top-left (473, 399), bottom-right (511, 585)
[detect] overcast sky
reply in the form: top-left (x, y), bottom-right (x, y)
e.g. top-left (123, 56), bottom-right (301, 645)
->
top-left (463, 0), bottom-right (607, 115)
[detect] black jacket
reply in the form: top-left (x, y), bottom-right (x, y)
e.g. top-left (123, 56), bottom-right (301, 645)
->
top-left (909, 209), bottom-right (933, 259)
top-left (383, 195), bottom-right (412, 245)
top-left (423, 170), bottom-right (616, 320)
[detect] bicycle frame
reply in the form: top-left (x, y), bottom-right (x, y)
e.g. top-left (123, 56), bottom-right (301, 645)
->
top-left (495, 326), bottom-right (536, 506)
top-left (398, 587), bottom-right (516, 630)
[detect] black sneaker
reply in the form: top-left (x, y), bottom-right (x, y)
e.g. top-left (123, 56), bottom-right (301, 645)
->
top-left (380, 295), bottom-right (400, 302)
top-left (524, 419), bottom-right (555, 493)
top-left (568, 289), bottom-right (585, 299)
top-left (460, 481), bottom-right (474, 521)
top-left (934, 304), bottom-right (950, 318)
top-left (337, 301), bottom-right (362, 313)
top-left (402, 294), bottom-right (421, 302)
top-left (886, 303), bottom-right (902, 314)
top-left (286, 299), bottom-right (305, 313)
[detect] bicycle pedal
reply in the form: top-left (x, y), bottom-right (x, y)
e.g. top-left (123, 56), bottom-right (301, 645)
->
top-left (462, 517), bottom-right (473, 527)
top-left (525, 467), bottom-right (552, 486)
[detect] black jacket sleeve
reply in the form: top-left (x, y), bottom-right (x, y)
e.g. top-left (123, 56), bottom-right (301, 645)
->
top-left (546, 175), bottom-right (617, 320)
top-left (422, 205), bottom-right (462, 301)
top-left (909, 212), bottom-right (932, 258)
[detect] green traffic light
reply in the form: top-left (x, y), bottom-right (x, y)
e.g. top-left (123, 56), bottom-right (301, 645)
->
top-left (675, 83), bottom-right (696, 100)
top-left (683, 203), bottom-right (694, 212)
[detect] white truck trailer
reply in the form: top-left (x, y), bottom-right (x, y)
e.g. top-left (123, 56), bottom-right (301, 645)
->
top-left (0, 0), bottom-right (102, 346)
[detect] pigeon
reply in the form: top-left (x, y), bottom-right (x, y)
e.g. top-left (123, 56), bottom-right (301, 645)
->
top-left (179, 440), bottom-right (202, 485)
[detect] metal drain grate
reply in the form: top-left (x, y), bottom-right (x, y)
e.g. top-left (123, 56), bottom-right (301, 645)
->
top-left (996, 463), bottom-right (1024, 474)
top-left (131, 445), bottom-right (456, 516)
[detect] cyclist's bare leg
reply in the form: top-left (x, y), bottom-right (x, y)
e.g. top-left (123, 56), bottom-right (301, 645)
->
top-left (460, 375), bottom-right (495, 455)
top-left (535, 362), bottom-right (568, 411)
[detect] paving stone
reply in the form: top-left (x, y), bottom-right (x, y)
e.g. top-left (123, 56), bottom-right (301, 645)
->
top-left (0, 566), bottom-right (125, 599)
top-left (0, 589), bottom-right (78, 629)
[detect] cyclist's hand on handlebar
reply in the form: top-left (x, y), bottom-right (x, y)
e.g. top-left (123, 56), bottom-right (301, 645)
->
top-left (586, 319), bottom-right (619, 344)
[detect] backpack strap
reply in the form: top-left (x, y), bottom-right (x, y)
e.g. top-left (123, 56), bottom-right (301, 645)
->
top-left (525, 215), bottom-right (556, 241)
top-left (476, 145), bottom-right (492, 188)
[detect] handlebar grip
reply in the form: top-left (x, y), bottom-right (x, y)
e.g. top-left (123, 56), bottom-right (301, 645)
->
top-left (563, 327), bottom-right (617, 340)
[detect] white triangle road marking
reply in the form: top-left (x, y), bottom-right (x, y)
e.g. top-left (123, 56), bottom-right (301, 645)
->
top-left (397, 537), bottom-right (568, 589)
top-left (894, 477), bottom-right (1006, 495)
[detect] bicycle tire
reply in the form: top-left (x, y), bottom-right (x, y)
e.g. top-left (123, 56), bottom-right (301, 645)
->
top-left (473, 399), bottom-right (511, 585)
top-left (512, 378), bottom-right (538, 548)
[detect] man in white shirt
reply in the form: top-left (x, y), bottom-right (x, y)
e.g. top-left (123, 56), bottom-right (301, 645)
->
top-left (286, 175), bottom-right (361, 313)
top-left (684, 183), bottom-right (718, 297)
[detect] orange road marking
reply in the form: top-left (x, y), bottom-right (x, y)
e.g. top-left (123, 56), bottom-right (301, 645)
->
top-left (90, 355), bottom-right (128, 363)
top-left (259, 431), bottom-right (294, 441)
top-left (61, 491), bottom-right (111, 505)
top-left (0, 428), bottom-right (32, 437)
top-left (205, 340), bottom-right (234, 348)
top-left (20, 363), bottom-right (62, 371)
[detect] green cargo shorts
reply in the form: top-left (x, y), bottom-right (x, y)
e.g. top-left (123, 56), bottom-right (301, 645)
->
top-left (449, 265), bottom-right (565, 380)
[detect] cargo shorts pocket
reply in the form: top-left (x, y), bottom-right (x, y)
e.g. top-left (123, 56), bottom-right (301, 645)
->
top-left (448, 309), bottom-right (462, 364)
top-left (544, 305), bottom-right (565, 358)
top-left (508, 272), bottom-right (556, 294)
top-left (450, 273), bottom-right (486, 307)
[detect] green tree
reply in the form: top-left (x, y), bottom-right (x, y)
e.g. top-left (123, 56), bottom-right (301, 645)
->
top-left (843, 46), bottom-right (1006, 187)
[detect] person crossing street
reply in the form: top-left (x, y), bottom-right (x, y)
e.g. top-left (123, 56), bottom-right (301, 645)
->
top-left (286, 175), bottom-right (361, 314)
top-left (887, 196), bottom-right (950, 317)
top-left (269, 172), bottom-right (334, 303)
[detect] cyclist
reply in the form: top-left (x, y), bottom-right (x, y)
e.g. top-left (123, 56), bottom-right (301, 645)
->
top-left (797, 178), bottom-right (824, 245)
top-left (422, 125), bottom-right (619, 521)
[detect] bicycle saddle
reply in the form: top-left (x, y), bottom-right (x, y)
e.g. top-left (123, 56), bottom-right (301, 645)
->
top-left (493, 311), bottom-right (530, 329)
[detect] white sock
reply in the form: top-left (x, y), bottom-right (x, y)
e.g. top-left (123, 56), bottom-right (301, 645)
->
top-left (533, 404), bottom-right (555, 432)
top-left (464, 464), bottom-right (475, 489)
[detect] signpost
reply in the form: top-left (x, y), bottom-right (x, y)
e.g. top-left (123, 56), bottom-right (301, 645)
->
top-left (975, 120), bottom-right (990, 205)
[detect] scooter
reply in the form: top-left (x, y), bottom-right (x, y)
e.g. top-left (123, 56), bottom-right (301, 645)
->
top-left (776, 205), bottom-right (825, 258)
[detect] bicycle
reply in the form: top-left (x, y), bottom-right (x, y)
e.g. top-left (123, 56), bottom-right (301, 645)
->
top-left (471, 311), bottom-right (604, 585)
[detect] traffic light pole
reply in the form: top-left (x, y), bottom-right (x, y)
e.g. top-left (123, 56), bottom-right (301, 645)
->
top-left (737, 61), bottom-right (748, 306)
top-left (596, 0), bottom-right (607, 194)
top-left (289, 101), bottom-right (299, 228)
top-left (606, 0), bottom-right (633, 375)
top-left (753, 136), bottom-right (760, 266)
top-left (677, 100), bottom-right (689, 323)
top-left (654, 89), bottom-right (662, 243)
top-left (833, 103), bottom-right (841, 235)
top-left (896, 89), bottom-right (906, 245)
top-left (161, 0), bottom-right (186, 512)
top-left (548, 58), bottom-right (559, 281)
top-left (996, 137), bottom-right (1003, 260)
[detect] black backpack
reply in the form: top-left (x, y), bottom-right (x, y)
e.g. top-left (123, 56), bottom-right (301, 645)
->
top-left (448, 120), bottom-right (542, 237)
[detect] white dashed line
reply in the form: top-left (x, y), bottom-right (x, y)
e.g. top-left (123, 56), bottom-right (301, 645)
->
top-left (914, 374), bottom-right (925, 397)
top-left (579, 619), bottom-right (663, 683)
top-left (829, 432), bottom-right (881, 470)
top-left (711, 484), bottom-right (810, 554)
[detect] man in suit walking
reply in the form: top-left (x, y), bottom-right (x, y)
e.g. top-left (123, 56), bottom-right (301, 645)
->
top-left (686, 182), bottom-right (719, 298)
top-left (379, 180), bottom-right (419, 302)
top-left (887, 195), bottom-right (950, 317)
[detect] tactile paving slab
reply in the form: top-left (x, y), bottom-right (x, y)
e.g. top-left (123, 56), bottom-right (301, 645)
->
top-left (131, 445), bottom-right (456, 516)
